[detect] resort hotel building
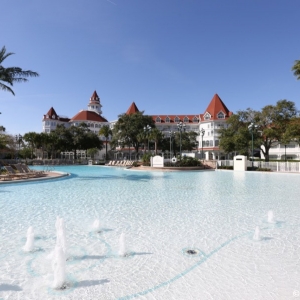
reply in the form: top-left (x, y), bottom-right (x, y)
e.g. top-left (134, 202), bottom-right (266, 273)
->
top-left (42, 91), bottom-right (300, 161)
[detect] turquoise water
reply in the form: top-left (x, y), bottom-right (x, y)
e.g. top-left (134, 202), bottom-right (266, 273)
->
top-left (0, 166), bottom-right (300, 299)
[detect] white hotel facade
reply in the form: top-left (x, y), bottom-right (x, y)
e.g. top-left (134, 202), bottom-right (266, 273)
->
top-left (42, 91), bottom-right (300, 161)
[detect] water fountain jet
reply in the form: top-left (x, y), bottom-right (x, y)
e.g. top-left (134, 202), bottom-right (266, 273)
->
top-left (52, 245), bottom-right (66, 289)
top-left (92, 219), bottom-right (101, 232)
top-left (253, 226), bottom-right (261, 241)
top-left (118, 232), bottom-right (127, 257)
top-left (267, 210), bottom-right (276, 223)
top-left (23, 226), bottom-right (35, 252)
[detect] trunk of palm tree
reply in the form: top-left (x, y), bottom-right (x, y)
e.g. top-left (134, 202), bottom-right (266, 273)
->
top-left (105, 139), bottom-right (108, 160)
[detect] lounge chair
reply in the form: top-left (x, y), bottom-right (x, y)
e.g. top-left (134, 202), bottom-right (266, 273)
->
top-left (4, 166), bottom-right (27, 179)
top-left (0, 171), bottom-right (12, 181)
top-left (21, 164), bottom-right (45, 176)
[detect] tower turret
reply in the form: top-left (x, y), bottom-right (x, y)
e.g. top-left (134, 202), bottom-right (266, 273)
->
top-left (87, 90), bottom-right (102, 115)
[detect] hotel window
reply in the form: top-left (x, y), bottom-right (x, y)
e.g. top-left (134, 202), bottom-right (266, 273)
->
top-left (215, 139), bottom-right (219, 146)
top-left (156, 117), bottom-right (161, 123)
top-left (165, 117), bottom-right (170, 123)
top-left (204, 113), bottom-right (210, 120)
top-left (45, 121), bottom-right (50, 126)
top-left (210, 140), bottom-right (213, 146)
top-left (174, 117), bottom-right (180, 123)
top-left (193, 117), bottom-right (199, 123)
top-left (183, 117), bottom-right (189, 123)
top-left (217, 112), bottom-right (225, 119)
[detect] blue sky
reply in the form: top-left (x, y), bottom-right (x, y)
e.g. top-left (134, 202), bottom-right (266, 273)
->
top-left (1, 0), bottom-right (300, 135)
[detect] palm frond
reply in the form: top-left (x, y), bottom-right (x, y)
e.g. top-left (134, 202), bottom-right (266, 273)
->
top-left (0, 82), bottom-right (15, 95)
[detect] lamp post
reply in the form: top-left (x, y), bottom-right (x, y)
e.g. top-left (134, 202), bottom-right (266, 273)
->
top-left (284, 144), bottom-right (287, 162)
top-left (248, 122), bottom-right (257, 170)
top-left (15, 134), bottom-right (22, 159)
top-left (169, 131), bottom-right (174, 160)
top-left (144, 125), bottom-right (151, 153)
top-left (177, 122), bottom-right (186, 158)
top-left (200, 128), bottom-right (205, 161)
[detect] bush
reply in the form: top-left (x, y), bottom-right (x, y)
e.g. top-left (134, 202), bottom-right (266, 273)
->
top-left (141, 153), bottom-right (152, 166)
top-left (218, 166), bottom-right (233, 170)
top-left (256, 168), bottom-right (272, 172)
top-left (178, 156), bottom-right (201, 167)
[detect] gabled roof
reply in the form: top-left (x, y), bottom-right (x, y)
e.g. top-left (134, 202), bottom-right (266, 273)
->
top-left (126, 102), bottom-right (140, 115)
top-left (203, 94), bottom-right (232, 121)
top-left (70, 110), bottom-right (108, 122)
top-left (45, 107), bottom-right (58, 118)
top-left (43, 107), bottom-right (70, 122)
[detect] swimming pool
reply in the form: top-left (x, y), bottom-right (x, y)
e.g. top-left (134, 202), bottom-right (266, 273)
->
top-left (0, 166), bottom-right (299, 299)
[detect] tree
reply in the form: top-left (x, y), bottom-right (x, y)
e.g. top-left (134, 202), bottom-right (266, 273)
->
top-left (23, 132), bottom-right (39, 159)
top-left (99, 125), bottom-right (112, 160)
top-left (219, 100), bottom-right (299, 161)
top-left (256, 100), bottom-right (298, 161)
top-left (149, 128), bottom-right (164, 155)
top-left (172, 131), bottom-right (198, 155)
top-left (111, 112), bottom-right (155, 155)
top-left (0, 46), bottom-right (39, 95)
top-left (87, 148), bottom-right (98, 159)
top-left (219, 110), bottom-right (258, 157)
top-left (292, 59), bottom-right (300, 80)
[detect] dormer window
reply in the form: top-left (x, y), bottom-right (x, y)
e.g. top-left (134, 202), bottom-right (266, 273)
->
top-left (174, 116), bottom-right (180, 123)
top-left (165, 117), bottom-right (170, 123)
top-left (193, 116), bottom-right (199, 123)
top-left (156, 117), bottom-right (161, 123)
top-left (52, 115), bottom-right (55, 119)
top-left (204, 113), bottom-right (211, 120)
top-left (183, 116), bottom-right (189, 123)
top-left (217, 112), bottom-right (225, 119)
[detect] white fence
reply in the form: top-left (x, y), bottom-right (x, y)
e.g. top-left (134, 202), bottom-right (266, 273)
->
top-left (217, 160), bottom-right (300, 173)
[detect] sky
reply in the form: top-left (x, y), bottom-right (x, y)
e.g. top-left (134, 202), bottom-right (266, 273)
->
top-left (1, 0), bottom-right (300, 136)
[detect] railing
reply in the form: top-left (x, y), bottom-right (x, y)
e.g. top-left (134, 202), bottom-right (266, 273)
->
top-left (217, 160), bottom-right (300, 173)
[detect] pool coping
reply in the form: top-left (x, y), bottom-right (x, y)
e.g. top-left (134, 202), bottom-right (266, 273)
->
top-left (0, 171), bottom-right (70, 185)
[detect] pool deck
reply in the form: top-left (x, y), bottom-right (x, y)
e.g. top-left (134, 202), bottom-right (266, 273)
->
top-left (0, 171), bottom-right (69, 184)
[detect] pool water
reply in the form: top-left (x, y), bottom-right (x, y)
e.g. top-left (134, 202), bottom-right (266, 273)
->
top-left (0, 166), bottom-right (300, 299)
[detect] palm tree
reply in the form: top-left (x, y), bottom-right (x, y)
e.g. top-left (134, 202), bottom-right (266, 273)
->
top-left (0, 46), bottom-right (39, 95)
top-left (150, 127), bottom-right (164, 155)
top-left (292, 59), bottom-right (300, 80)
top-left (23, 132), bottom-right (38, 159)
top-left (99, 125), bottom-right (112, 160)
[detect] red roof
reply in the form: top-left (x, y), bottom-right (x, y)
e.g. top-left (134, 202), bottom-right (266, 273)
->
top-left (202, 94), bottom-right (232, 120)
top-left (126, 102), bottom-right (140, 115)
top-left (44, 107), bottom-right (58, 119)
top-left (71, 110), bottom-right (108, 122)
top-left (43, 107), bottom-right (70, 122)
top-left (151, 115), bottom-right (200, 123)
top-left (89, 90), bottom-right (100, 104)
